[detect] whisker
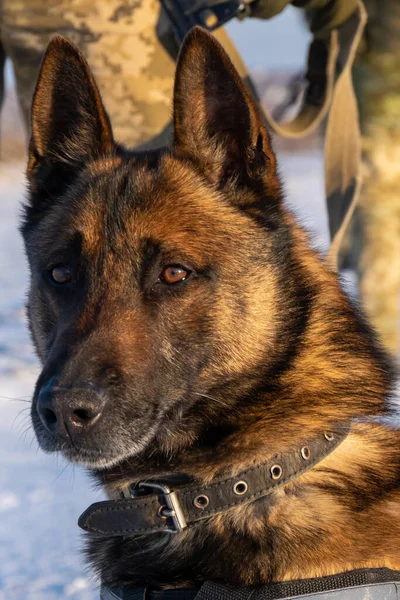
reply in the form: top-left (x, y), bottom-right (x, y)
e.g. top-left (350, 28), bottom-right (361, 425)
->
top-left (12, 407), bottom-right (31, 430)
top-left (29, 435), bottom-right (38, 451)
top-left (71, 464), bottom-right (76, 491)
top-left (16, 414), bottom-right (31, 433)
top-left (194, 392), bottom-right (231, 408)
top-left (20, 424), bottom-right (33, 443)
top-left (18, 417), bottom-right (32, 436)
top-left (0, 396), bottom-right (31, 403)
top-left (53, 461), bottom-right (70, 483)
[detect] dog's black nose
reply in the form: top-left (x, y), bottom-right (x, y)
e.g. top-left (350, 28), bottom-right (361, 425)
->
top-left (37, 377), bottom-right (105, 437)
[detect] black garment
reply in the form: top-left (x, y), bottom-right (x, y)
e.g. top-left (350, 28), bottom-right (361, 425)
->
top-left (101, 568), bottom-right (400, 600)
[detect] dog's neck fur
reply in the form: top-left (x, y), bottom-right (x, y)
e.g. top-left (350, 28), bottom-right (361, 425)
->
top-left (90, 221), bottom-right (400, 589)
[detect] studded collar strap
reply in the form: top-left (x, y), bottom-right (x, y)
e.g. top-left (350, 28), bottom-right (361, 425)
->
top-left (78, 425), bottom-right (350, 537)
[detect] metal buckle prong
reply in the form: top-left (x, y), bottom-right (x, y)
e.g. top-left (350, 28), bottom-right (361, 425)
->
top-left (138, 481), bottom-right (187, 533)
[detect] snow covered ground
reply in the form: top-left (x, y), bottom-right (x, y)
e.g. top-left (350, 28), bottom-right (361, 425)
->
top-left (0, 161), bottom-right (103, 599)
top-left (0, 148), bottom-right (330, 600)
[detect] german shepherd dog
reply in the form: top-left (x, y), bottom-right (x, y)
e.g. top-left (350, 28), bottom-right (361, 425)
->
top-left (22, 27), bottom-right (400, 590)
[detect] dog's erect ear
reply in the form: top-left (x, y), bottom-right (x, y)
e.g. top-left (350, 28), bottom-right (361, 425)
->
top-left (29, 36), bottom-right (114, 169)
top-left (173, 27), bottom-right (277, 189)
top-left (27, 36), bottom-right (114, 211)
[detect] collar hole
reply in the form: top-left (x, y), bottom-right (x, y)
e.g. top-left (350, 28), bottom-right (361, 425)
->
top-left (233, 480), bottom-right (248, 495)
top-left (271, 464), bottom-right (283, 480)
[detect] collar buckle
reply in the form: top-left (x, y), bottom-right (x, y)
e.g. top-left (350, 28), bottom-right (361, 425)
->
top-left (138, 481), bottom-right (187, 533)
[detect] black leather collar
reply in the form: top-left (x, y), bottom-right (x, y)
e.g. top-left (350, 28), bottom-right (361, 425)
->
top-left (79, 424), bottom-right (349, 537)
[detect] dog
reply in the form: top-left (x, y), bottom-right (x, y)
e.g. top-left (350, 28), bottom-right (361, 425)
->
top-left (22, 26), bottom-right (400, 592)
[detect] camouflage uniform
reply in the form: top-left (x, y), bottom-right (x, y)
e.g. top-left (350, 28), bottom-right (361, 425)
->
top-left (1, 0), bottom-right (357, 149)
top-left (0, 0), bottom-right (267, 148)
top-left (0, 0), bottom-right (179, 147)
top-left (353, 0), bottom-right (400, 354)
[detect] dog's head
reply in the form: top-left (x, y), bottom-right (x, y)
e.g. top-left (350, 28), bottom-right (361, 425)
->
top-left (23, 28), bottom-right (301, 468)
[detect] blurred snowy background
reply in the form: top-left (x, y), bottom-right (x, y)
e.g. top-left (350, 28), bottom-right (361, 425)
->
top-left (0, 8), bottom-right (332, 599)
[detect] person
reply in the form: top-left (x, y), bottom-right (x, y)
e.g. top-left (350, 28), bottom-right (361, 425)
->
top-left (0, 0), bottom-right (177, 148)
top-left (0, 0), bottom-right (358, 149)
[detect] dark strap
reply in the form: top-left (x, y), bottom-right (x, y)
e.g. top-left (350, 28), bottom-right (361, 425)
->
top-left (215, 1), bottom-right (366, 271)
top-left (196, 568), bottom-right (400, 600)
top-left (79, 425), bottom-right (349, 537)
top-left (100, 568), bottom-right (400, 600)
top-left (100, 588), bottom-right (199, 600)
top-left (160, 2), bottom-right (366, 268)
top-left (249, 1), bottom-right (367, 271)
top-left (324, 1), bottom-right (367, 269)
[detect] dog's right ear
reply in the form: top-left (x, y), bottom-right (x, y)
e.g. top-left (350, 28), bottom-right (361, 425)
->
top-left (172, 27), bottom-right (278, 194)
top-left (27, 36), bottom-right (114, 213)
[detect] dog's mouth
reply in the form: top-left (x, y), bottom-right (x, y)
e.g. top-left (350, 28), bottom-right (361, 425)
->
top-left (36, 425), bottom-right (160, 468)
top-left (31, 404), bottom-right (161, 469)
top-left (60, 439), bottom-right (156, 469)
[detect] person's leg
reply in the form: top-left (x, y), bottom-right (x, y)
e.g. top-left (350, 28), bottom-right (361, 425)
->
top-left (353, 0), bottom-right (400, 354)
top-left (0, 0), bottom-right (177, 148)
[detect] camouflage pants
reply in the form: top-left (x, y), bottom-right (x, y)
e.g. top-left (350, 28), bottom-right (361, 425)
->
top-left (0, 0), bottom-right (253, 150)
top-left (0, 0), bottom-right (180, 148)
top-left (354, 0), bottom-right (400, 355)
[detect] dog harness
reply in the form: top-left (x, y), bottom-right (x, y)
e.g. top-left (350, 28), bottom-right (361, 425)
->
top-left (100, 568), bottom-right (400, 600)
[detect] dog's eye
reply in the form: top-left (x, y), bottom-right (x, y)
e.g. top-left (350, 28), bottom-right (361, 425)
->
top-left (50, 264), bottom-right (72, 284)
top-left (160, 265), bottom-right (190, 285)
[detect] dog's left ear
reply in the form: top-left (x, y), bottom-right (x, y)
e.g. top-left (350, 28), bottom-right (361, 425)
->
top-left (27, 36), bottom-right (114, 213)
top-left (173, 27), bottom-right (277, 190)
